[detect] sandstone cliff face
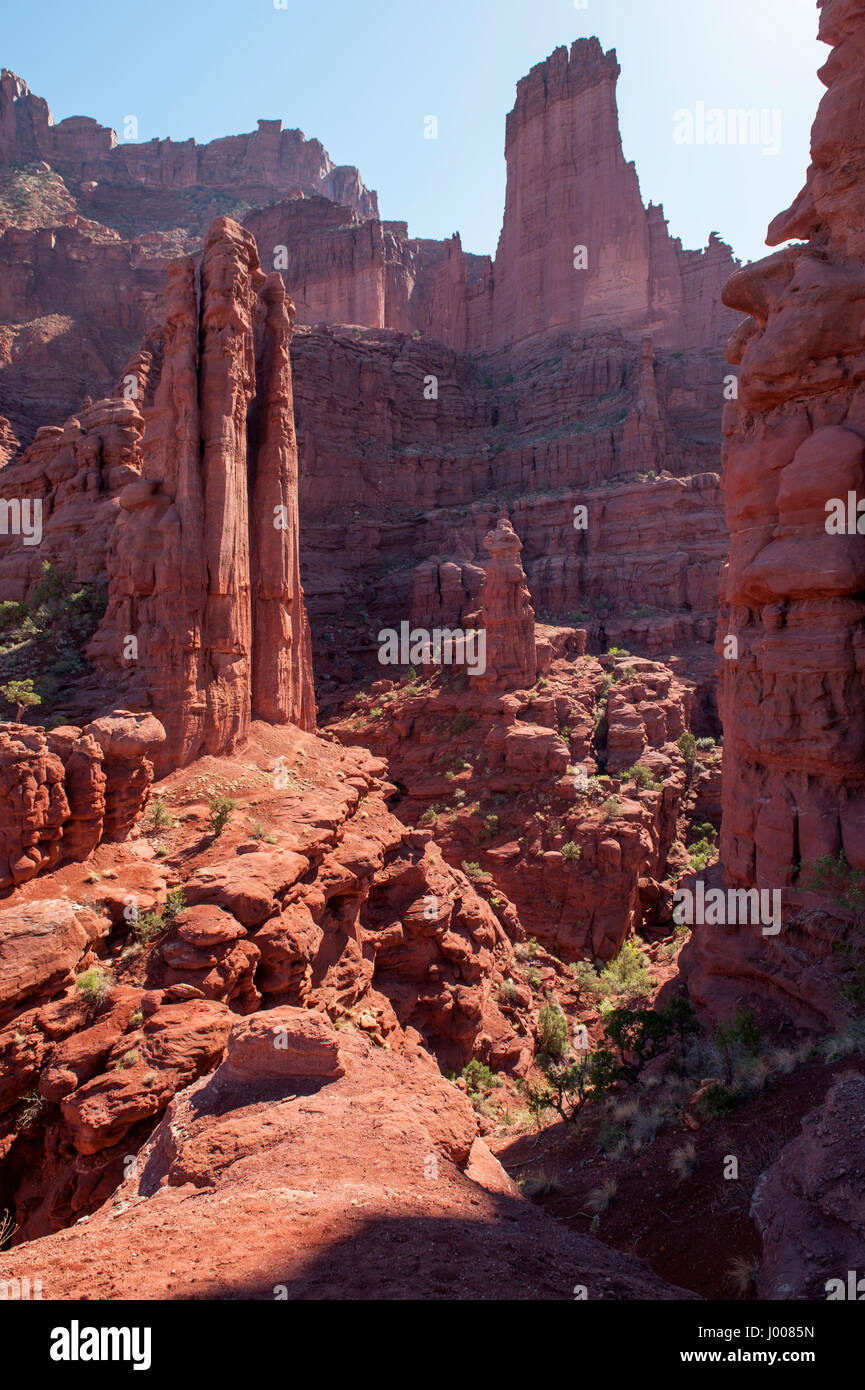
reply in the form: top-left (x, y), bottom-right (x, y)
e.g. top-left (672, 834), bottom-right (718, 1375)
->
top-left (88, 217), bottom-right (315, 770)
top-left (0, 45), bottom-right (735, 707)
top-left (716, 0), bottom-right (865, 890)
top-left (680, 0), bottom-right (865, 1028)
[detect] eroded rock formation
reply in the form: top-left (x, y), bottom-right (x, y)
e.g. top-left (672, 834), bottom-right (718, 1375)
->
top-left (716, 0), bottom-right (865, 889)
top-left (0, 70), bottom-right (377, 224)
top-left (681, 0), bottom-right (865, 1028)
top-left (476, 515), bottom-right (537, 690)
top-left (0, 714), bottom-right (163, 891)
top-left (87, 216), bottom-right (315, 770)
top-left (0, 1005), bottom-right (696, 1298)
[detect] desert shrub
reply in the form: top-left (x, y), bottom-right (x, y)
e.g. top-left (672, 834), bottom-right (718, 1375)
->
top-left (629, 764), bottom-right (661, 790)
top-left (163, 888), bottom-right (187, 921)
top-left (514, 938), bottom-right (539, 961)
top-left (670, 1140), bottom-right (698, 1180)
top-left (148, 799), bottom-right (174, 831)
top-left (451, 711), bottom-right (475, 735)
top-left (697, 1082), bottom-right (737, 1117)
top-left (585, 1178), bottom-right (618, 1215)
top-left (537, 1002), bottom-right (568, 1058)
top-left (461, 1060), bottom-right (500, 1095)
top-left (206, 794), bottom-right (235, 837)
top-left (499, 979), bottom-right (519, 1005)
top-left (714, 1008), bottom-right (762, 1084)
top-left (561, 841), bottom-right (581, 861)
top-left (687, 825), bottom-right (718, 871)
top-left (678, 730), bottom-right (697, 767)
top-left (76, 966), bottom-right (111, 1007)
top-left (601, 939), bottom-right (652, 997)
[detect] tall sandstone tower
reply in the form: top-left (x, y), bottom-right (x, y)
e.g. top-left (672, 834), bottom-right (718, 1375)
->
top-left (89, 217), bottom-right (316, 772)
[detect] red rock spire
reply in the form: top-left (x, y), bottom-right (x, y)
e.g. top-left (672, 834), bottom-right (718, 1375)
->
top-left (89, 216), bottom-right (316, 772)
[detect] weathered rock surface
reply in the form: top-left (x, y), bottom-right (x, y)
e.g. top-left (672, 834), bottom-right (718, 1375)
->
top-left (0, 715), bottom-right (163, 891)
top-left (751, 1074), bottom-right (865, 1300)
top-left (717, 0), bottom-right (865, 888)
top-left (0, 1009), bottom-right (696, 1299)
top-left (334, 642), bottom-right (697, 962)
top-left (684, 0), bottom-right (865, 1022)
top-left (0, 898), bottom-right (107, 1026)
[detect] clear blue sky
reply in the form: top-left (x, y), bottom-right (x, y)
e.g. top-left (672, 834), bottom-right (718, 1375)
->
top-left (3, 0), bottom-right (824, 263)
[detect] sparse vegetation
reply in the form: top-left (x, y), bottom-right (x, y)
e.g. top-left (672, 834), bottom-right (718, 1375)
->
top-left (148, 799), bottom-right (174, 832)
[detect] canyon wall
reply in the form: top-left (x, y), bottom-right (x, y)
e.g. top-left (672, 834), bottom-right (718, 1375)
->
top-left (679, 0), bottom-right (865, 1031)
top-left (716, 0), bottom-right (865, 888)
top-left (0, 70), bottom-right (378, 226)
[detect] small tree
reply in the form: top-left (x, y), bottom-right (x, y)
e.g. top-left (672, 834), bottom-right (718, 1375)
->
top-left (1, 678), bottom-right (41, 722)
top-left (678, 731), bottom-right (697, 768)
top-left (206, 794), bottom-right (236, 837)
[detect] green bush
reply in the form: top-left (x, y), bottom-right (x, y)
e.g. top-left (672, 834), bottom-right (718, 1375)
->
top-left (206, 794), bottom-right (236, 837)
top-left (76, 967), bottom-right (111, 1006)
top-left (629, 764), bottom-right (661, 790)
top-left (461, 1059), bottom-right (500, 1095)
top-left (561, 841), bottom-right (581, 861)
top-left (678, 731), bottom-right (697, 767)
top-left (148, 799), bottom-right (174, 831)
top-left (537, 1002), bottom-right (569, 1058)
